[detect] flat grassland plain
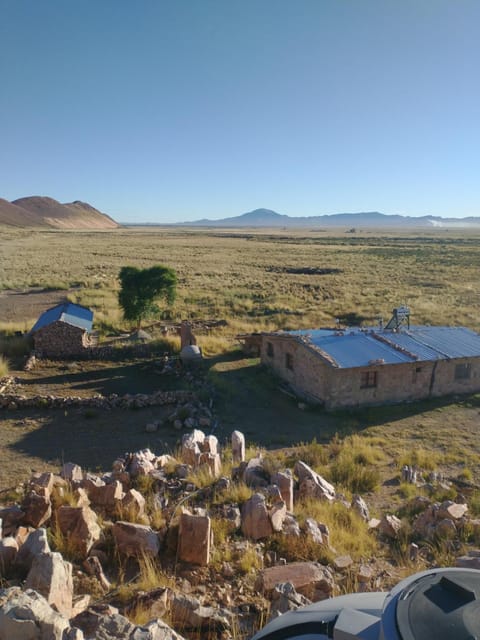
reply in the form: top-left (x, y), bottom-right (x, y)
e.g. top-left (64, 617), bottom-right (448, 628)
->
top-left (1, 226), bottom-right (480, 494)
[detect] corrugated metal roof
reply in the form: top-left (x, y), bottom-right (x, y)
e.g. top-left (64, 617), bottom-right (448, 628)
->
top-left (284, 325), bottom-right (480, 368)
top-left (312, 332), bottom-right (414, 367)
top-left (31, 303), bottom-right (93, 333)
top-left (407, 326), bottom-right (480, 359)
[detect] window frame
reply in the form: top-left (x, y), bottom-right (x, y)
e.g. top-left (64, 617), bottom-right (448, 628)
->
top-left (285, 352), bottom-right (294, 371)
top-left (455, 363), bottom-right (471, 380)
top-left (360, 370), bottom-right (378, 389)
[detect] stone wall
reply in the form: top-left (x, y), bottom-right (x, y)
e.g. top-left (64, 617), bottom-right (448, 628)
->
top-left (0, 388), bottom-right (195, 410)
top-left (261, 335), bottom-right (480, 409)
top-left (33, 321), bottom-right (90, 358)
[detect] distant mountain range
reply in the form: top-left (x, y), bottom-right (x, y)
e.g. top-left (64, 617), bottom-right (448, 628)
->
top-left (0, 196), bottom-right (119, 229)
top-left (179, 208), bottom-right (480, 228)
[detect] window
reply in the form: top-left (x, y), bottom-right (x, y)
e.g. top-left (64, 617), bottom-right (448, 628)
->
top-left (360, 371), bottom-right (377, 388)
top-left (285, 352), bottom-right (294, 370)
top-left (455, 363), bottom-right (471, 380)
top-left (267, 342), bottom-right (274, 357)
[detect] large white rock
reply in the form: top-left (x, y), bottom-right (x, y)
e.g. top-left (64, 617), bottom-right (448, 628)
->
top-left (25, 552), bottom-right (73, 618)
top-left (294, 461), bottom-right (335, 502)
top-left (0, 587), bottom-right (81, 640)
top-left (15, 528), bottom-right (51, 573)
top-left (231, 430), bottom-right (245, 463)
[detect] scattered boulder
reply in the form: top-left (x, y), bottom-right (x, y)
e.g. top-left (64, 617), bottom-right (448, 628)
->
top-left (294, 461), bottom-right (335, 502)
top-left (15, 528), bottom-right (51, 573)
top-left (170, 593), bottom-right (231, 631)
top-left (271, 470), bottom-right (294, 512)
top-left (178, 511), bottom-right (211, 566)
top-left (55, 505), bottom-right (102, 557)
top-left (303, 518), bottom-right (326, 545)
top-left (269, 500), bottom-right (287, 532)
top-left (0, 537), bottom-right (18, 574)
top-left (0, 505), bottom-right (25, 536)
top-left (112, 521), bottom-right (161, 557)
top-left (181, 430), bottom-right (205, 466)
top-left (121, 489), bottom-right (146, 520)
top-left (334, 555), bottom-right (353, 571)
top-left (257, 562), bottom-right (335, 601)
top-left (25, 552), bottom-right (74, 618)
top-left (378, 514), bottom-right (402, 539)
top-left (437, 500), bottom-right (468, 521)
top-left (268, 582), bottom-right (311, 620)
top-left (243, 457), bottom-right (269, 488)
top-left (61, 462), bottom-right (83, 482)
top-left (128, 449), bottom-right (156, 477)
top-left (0, 587), bottom-right (80, 640)
top-left (351, 494), bottom-right (370, 521)
top-left (241, 493), bottom-right (273, 540)
top-left (21, 492), bottom-right (52, 528)
top-left (231, 431), bottom-right (245, 463)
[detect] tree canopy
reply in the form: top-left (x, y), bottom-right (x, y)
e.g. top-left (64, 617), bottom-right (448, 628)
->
top-left (118, 265), bottom-right (177, 328)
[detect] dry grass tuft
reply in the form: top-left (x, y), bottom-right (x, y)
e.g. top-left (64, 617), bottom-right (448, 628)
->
top-left (0, 355), bottom-right (10, 378)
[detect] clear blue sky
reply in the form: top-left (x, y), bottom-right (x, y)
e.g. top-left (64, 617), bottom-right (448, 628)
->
top-left (1, 1), bottom-right (478, 222)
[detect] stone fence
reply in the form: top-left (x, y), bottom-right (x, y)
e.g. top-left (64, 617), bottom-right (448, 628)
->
top-left (0, 388), bottom-right (195, 411)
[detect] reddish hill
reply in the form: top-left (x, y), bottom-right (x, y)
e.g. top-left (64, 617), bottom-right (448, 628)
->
top-left (0, 198), bottom-right (50, 227)
top-left (1, 196), bottom-right (119, 229)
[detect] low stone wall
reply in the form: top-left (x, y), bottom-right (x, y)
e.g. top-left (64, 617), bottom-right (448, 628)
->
top-left (0, 389), bottom-right (195, 410)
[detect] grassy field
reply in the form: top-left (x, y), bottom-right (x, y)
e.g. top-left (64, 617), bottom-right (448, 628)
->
top-left (1, 225), bottom-right (480, 492)
top-left (1, 226), bottom-right (480, 336)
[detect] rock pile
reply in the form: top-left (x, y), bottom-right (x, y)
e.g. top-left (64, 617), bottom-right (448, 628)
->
top-left (1, 430), bottom-right (480, 639)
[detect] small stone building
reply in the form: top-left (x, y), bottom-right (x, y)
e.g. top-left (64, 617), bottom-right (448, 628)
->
top-left (261, 324), bottom-right (480, 410)
top-left (30, 302), bottom-right (93, 358)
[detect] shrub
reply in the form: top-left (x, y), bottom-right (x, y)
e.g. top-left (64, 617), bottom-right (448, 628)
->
top-left (213, 481), bottom-right (253, 506)
top-left (328, 456), bottom-right (380, 493)
top-left (267, 532), bottom-right (334, 565)
top-left (237, 544), bottom-right (262, 574)
top-left (397, 447), bottom-right (441, 472)
top-left (293, 498), bottom-right (379, 561)
top-left (292, 438), bottom-right (329, 469)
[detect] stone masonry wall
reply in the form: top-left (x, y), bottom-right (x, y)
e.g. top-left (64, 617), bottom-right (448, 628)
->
top-left (261, 335), bottom-right (480, 409)
top-left (0, 388), bottom-right (195, 410)
top-left (33, 321), bottom-right (90, 358)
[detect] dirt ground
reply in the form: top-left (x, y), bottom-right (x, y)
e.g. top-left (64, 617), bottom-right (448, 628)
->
top-left (0, 288), bottom-right (69, 326)
top-left (2, 352), bottom-right (480, 498)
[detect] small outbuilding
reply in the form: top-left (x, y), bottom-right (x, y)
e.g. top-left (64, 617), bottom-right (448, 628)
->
top-left (260, 307), bottom-right (480, 410)
top-left (30, 302), bottom-right (93, 358)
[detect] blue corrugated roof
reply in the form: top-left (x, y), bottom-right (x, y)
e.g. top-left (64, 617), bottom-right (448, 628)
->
top-left (284, 325), bottom-right (480, 368)
top-left (31, 303), bottom-right (93, 333)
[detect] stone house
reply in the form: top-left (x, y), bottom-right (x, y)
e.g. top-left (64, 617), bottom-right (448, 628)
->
top-left (30, 302), bottom-right (93, 358)
top-left (260, 322), bottom-right (480, 410)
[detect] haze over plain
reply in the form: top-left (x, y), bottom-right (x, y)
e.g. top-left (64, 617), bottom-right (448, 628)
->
top-left (0, 1), bottom-right (478, 223)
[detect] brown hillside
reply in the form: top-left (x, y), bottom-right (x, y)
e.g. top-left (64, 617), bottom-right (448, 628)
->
top-left (5, 196), bottom-right (119, 229)
top-left (0, 198), bottom-right (50, 228)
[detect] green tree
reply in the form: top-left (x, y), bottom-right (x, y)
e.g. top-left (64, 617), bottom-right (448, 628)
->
top-left (118, 265), bottom-right (177, 328)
